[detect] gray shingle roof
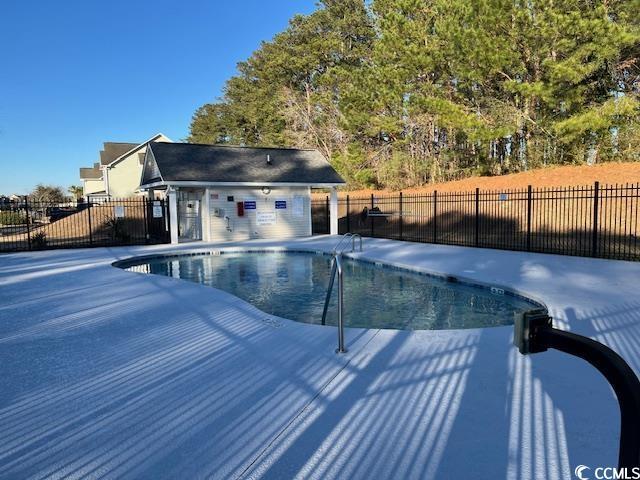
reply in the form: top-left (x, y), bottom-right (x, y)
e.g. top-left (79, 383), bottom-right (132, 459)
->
top-left (79, 166), bottom-right (102, 179)
top-left (100, 142), bottom-right (139, 165)
top-left (144, 142), bottom-right (345, 185)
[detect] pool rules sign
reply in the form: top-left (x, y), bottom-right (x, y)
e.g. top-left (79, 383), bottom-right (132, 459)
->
top-left (256, 212), bottom-right (277, 226)
top-left (152, 201), bottom-right (163, 218)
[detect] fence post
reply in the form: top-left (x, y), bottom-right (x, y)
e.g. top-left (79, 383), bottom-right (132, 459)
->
top-left (475, 188), bottom-right (479, 247)
top-left (592, 181), bottom-right (600, 257)
top-left (346, 195), bottom-right (350, 233)
top-left (143, 198), bottom-right (149, 242)
top-left (325, 196), bottom-right (330, 234)
top-left (433, 190), bottom-right (438, 243)
top-left (25, 196), bottom-right (32, 251)
top-left (87, 200), bottom-right (93, 246)
top-left (399, 191), bottom-right (403, 241)
top-left (370, 193), bottom-right (375, 237)
top-left (527, 185), bottom-right (532, 251)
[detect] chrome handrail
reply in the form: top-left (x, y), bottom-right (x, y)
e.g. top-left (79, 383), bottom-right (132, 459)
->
top-left (332, 233), bottom-right (363, 255)
top-left (351, 233), bottom-right (362, 253)
top-left (321, 253), bottom-right (347, 353)
top-left (332, 233), bottom-right (353, 255)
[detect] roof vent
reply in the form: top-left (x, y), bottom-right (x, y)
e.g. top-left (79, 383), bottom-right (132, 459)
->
top-left (266, 154), bottom-right (272, 165)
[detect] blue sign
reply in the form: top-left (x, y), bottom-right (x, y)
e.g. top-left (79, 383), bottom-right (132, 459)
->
top-left (244, 201), bottom-right (256, 209)
top-left (275, 200), bottom-right (287, 209)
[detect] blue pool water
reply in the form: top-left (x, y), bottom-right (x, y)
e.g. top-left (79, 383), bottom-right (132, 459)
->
top-left (122, 251), bottom-right (540, 330)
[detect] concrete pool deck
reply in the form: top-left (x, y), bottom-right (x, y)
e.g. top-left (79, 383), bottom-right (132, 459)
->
top-left (1, 236), bottom-right (639, 479)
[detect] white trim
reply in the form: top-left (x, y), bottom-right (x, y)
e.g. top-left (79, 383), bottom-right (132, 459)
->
top-left (140, 180), bottom-right (344, 189)
top-left (101, 165), bottom-right (110, 196)
top-left (203, 188), bottom-right (212, 242)
top-left (105, 133), bottom-right (171, 168)
top-left (167, 189), bottom-right (179, 244)
top-left (139, 148), bottom-right (165, 188)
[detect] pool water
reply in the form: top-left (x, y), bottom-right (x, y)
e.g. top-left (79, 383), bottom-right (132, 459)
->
top-left (123, 251), bottom-right (539, 330)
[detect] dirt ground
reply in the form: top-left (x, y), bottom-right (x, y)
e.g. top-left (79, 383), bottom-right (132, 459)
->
top-left (317, 162), bottom-right (640, 198)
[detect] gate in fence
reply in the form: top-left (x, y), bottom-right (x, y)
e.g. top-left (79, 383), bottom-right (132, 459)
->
top-left (0, 197), bottom-right (170, 252)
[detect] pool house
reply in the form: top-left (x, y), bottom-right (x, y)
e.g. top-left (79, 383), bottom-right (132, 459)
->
top-left (139, 142), bottom-right (345, 243)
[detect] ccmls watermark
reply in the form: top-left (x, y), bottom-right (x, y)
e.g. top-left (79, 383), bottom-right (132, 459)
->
top-left (575, 464), bottom-right (640, 480)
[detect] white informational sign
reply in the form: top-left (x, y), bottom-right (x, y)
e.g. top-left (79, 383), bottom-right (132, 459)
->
top-left (256, 211), bottom-right (277, 226)
top-left (292, 196), bottom-right (304, 217)
top-left (153, 205), bottom-right (163, 218)
top-left (114, 206), bottom-right (125, 218)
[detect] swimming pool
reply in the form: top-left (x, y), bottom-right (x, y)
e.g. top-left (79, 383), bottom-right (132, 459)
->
top-left (119, 251), bottom-right (541, 330)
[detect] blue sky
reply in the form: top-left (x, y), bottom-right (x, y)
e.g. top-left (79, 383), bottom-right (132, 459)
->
top-left (0, 0), bottom-right (317, 194)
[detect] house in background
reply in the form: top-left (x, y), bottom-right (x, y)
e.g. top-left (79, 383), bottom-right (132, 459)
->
top-left (79, 133), bottom-right (171, 198)
top-left (139, 142), bottom-right (345, 244)
top-left (79, 163), bottom-right (105, 196)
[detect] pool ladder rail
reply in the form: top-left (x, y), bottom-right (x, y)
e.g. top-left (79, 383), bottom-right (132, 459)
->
top-left (322, 234), bottom-right (363, 354)
top-left (332, 233), bottom-right (363, 255)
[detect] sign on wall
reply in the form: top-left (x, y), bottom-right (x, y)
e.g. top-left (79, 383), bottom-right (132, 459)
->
top-left (256, 212), bottom-right (277, 225)
top-left (114, 206), bottom-right (125, 218)
top-left (244, 200), bottom-right (257, 210)
top-left (275, 200), bottom-right (287, 209)
top-left (152, 203), bottom-right (163, 218)
top-left (292, 196), bottom-right (304, 217)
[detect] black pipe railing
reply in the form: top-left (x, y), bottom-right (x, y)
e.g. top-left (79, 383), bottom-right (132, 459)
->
top-left (514, 310), bottom-right (640, 468)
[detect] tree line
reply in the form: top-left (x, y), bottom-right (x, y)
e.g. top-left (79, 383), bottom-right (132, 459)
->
top-left (188, 0), bottom-right (640, 189)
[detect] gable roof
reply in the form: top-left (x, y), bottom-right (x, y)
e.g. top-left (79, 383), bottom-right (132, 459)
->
top-left (100, 143), bottom-right (139, 166)
top-left (104, 133), bottom-right (170, 168)
top-left (141, 142), bottom-right (345, 187)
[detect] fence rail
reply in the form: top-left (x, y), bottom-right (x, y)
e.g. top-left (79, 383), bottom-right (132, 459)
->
top-left (311, 182), bottom-right (640, 261)
top-left (0, 197), bottom-right (170, 252)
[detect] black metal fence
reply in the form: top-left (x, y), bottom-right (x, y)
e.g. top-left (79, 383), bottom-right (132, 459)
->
top-left (311, 182), bottom-right (640, 261)
top-left (0, 197), bottom-right (170, 252)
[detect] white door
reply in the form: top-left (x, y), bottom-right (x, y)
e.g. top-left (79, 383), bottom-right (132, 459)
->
top-left (178, 190), bottom-right (203, 241)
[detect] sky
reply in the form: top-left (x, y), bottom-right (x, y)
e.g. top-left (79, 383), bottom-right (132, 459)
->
top-left (0, 0), bottom-right (318, 194)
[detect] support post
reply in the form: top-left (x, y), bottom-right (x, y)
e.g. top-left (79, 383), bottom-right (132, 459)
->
top-left (329, 187), bottom-right (339, 235)
top-left (433, 190), bottom-right (438, 243)
top-left (370, 193), bottom-right (375, 237)
top-left (87, 199), bottom-right (93, 246)
top-left (168, 188), bottom-right (179, 244)
top-left (143, 197), bottom-right (149, 242)
top-left (527, 185), bottom-right (532, 251)
top-left (399, 191), bottom-right (403, 241)
top-left (475, 188), bottom-right (480, 247)
top-left (203, 188), bottom-right (211, 242)
top-left (325, 196), bottom-right (329, 233)
top-left (592, 181), bottom-right (600, 257)
top-left (346, 195), bottom-right (350, 233)
top-left (25, 197), bottom-right (31, 251)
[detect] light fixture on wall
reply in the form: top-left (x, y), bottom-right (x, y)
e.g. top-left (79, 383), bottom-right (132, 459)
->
top-left (261, 187), bottom-right (271, 195)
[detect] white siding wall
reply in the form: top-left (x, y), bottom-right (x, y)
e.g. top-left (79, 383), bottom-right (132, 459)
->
top-left (205, 186), bottom-right (312, 241)
top-left (107, 149), bottom-right (146, 197)
top-left (83, 178), bottom-right (105, 195)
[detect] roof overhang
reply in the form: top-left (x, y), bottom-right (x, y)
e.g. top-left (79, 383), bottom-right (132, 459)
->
top-left (139, 180), bottom-right (345, 190)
